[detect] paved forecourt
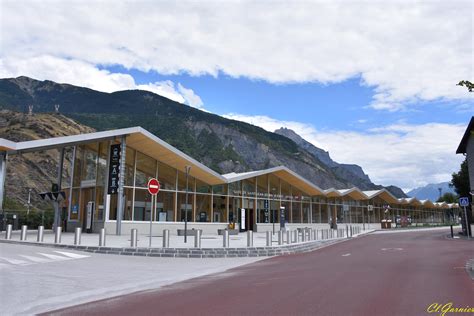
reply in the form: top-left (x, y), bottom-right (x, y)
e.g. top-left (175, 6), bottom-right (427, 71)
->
top-left (0, 242), bottom-right (264, 315)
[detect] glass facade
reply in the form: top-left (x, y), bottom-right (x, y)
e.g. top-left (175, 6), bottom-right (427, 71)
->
top-left (62, 139), bottom-right (448, 230)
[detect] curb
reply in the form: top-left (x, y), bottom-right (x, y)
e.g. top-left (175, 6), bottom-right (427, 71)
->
top-left (0, 236), bottom-right (357, 258)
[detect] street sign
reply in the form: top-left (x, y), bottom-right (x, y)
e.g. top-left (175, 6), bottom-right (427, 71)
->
top-left (368, 205), bottom-right (374, 211)
top-left (459, 197), bottom-right (469, 207)
top-left (147, 178), bottom-right (160, 195)
top-left (107, 144), bottom-right (121, 194)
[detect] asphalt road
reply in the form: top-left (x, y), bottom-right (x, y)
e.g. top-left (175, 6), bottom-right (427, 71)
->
top-left (50, 228), bottom-right (474, 316)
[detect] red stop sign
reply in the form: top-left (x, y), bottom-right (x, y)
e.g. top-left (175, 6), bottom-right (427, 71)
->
top-left (147, 178), bottom-right (160, 195)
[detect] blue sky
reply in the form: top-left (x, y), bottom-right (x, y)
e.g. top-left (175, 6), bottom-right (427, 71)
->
top-left (105, 65), bottom-right (472, 131)
top-left (1, 1), bottom-right (472, 191)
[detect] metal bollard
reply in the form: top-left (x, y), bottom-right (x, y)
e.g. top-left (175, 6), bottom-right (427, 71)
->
top-left (223, 230), bottom-right (229, 248)
top-left (308, 228), bottom-right (312, 241)
top-left (54, 226), bottom-right (62, 244)
top-left (74, 227), bottom-right (82, 245)
top-left (293, 230), bottom-right (298, 243)
top-left (286, 230), bottom-right (291, 244)
top-left (194, 229), bottom-right (202, 248)
top-left (20, 225), bottom-right (27, 241)
top-left (247, 230), bottom-right (253, 247)
top-left (278, 230), bottom-right (283, 245)
top-left (130, 229), bottom-right (138, 248)
top-left (5, 224), bottom-right (12, 240)
top-left (99, 228), bottom-right (106, 247)
top-left (266, 231), bottom-right (272, 246)
top-left (302, 229), bottom-right (306, 242)
top-left (346, 226), bottom-right (349, 238)
top-left (37, 226), bottom-right (44, 242)
top-left (162, 229), bottom-right (169, 248)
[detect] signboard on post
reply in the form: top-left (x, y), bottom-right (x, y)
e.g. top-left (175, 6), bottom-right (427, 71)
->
top-left (368, 205), bottom-right (374, 211)
top-left (241, 208), bottom-right (246, 231)
top-left (459, 197), bottom-right (469, 207)
top-left (264, 200), bottom-right (269, 223)
top-left (147, 178), bottom-right (160, 247)
top-left (280, 206), bottom-right (286, 230)
top-left (107, 144), bottom-right (121, 194)
top-left (147, 178), bottom-right (160, 196)
top-left (459, 197), bottom-right (471, 239)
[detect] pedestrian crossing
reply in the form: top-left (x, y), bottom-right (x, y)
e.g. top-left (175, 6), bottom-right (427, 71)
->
top-left (0, 251), bottom-right (90, 268)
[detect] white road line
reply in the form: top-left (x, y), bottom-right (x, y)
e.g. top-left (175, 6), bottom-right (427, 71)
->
top-left (53, 251), bottom-right (90, 259)
top-left (0, 257), bottom-right (31, 265)
top-left (19, 255), bottom-right (51, 263)
top-left (342, 253), bottom-right (351, 257)
top-left (37, 253), bottom-right (72, 261)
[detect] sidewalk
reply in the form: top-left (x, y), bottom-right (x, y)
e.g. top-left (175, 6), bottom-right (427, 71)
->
top-left (0, 227), bottom-right (375, 257)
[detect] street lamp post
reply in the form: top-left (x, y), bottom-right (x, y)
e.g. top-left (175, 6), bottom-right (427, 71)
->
top-left (27, 188), bottom-right (32, 215)
top-left (184, 166), bottom-right (191, 243)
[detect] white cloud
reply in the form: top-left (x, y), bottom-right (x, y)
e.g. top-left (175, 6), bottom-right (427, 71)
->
top-left (223, 113), bottom-right (465, 190)
top-left (0, 55), bottom-right (204, 109)
top-left (177, 83), bottom-right (204, 109)
top-left (136, 81), bottom-right (185, 104)
top-left (1, 1), bottom-right (471, 111)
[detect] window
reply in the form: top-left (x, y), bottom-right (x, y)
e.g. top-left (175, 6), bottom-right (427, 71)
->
top-left (158, 162), bottom-right (176, 190)
top-left (135, 152), bottom-right (156, 188)
top-left (134, 189), bottom-right (153, 221)
top-left (156, 191), bottom-right (175, 222)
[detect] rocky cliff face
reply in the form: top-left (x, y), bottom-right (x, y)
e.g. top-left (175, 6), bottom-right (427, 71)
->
top-left (274, 127), bottom-right (407, 197)
top-left (274, 128), bottom-right (374, 188)
top-left (186, 121), bottom-right (347, 189)
top-left (0, 110), bottom-right (94, 210)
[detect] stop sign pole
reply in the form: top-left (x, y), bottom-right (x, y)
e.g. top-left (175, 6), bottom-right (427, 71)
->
top-left (147, 178), bottom-right (160, 247)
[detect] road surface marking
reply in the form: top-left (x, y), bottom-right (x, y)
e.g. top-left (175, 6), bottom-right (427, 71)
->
top-left (381, 248), bottom-right (403, 251)
top-left (54, 251), bottom-right (90, 259)
top-left (37, 253), bottom-right (73, 261)
top-left (19, 255), bottom-right (51, 263)
top-left (0, 257), bottom-right (31, 265)
top-left (342, 253), bottom-right (351, 257)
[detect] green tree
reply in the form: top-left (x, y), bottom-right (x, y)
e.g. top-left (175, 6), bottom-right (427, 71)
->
top-left (451, 158), bottom-right (470, 198)
top-left (436, 192), bottom-right (458, 203)
top-left (457, 80), bottom-right (474, 92)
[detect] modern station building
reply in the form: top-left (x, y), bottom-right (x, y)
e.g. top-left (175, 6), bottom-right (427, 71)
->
top-left (0, 127), bottom-right (456, 235)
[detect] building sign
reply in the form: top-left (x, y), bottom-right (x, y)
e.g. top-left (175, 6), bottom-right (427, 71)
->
top-left (231, 190), bottom-right (309, 201)
top-left (107, 144), bottom-right (121, 194)
top-left (280, 207), bottom-right (286, 229)
top-left (241, 208), bottom-right (246, 230)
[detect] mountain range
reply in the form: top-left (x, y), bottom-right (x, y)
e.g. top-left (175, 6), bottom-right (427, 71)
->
top-left (406, 182), bottom-right (455, 201)
top-left (0, 76), bottom-right (407, 208)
